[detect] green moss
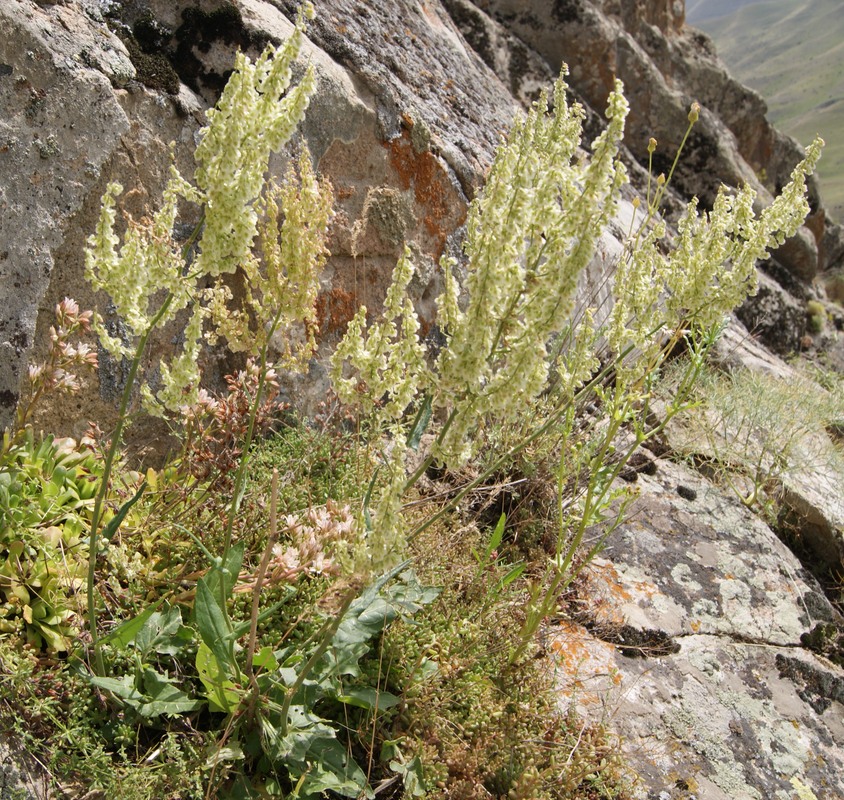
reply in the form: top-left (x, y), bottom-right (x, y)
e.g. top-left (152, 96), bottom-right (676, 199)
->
top-left (807, 299), bottom-right (827, 333)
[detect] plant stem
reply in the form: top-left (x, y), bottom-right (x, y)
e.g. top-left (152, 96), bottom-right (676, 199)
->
top-left (220, 308), bottom-right (283, 562)
top-left (246, 468), bottom-right (279, 681)
top-left (278, 588), bottom-right (356, 737)
top-left (86, 295), bottom-right (172, 675)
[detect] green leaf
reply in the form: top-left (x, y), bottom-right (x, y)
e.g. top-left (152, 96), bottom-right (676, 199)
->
top-left (89, 674), bottom-right (145, 709)
top-left (260, 705), bottom-right (335, 765)
top-left (251, 646), bottom-right (278, 673)
top-left (297, 737), bottom-right (372, 799)
top-left (336, 686), bottom-right (400, 710)
top-left (100, 480), bottom-right (147, 543)
top-left (196, 642), bottom-right (241, 714)
top-left (195, 578), bottom-right (236, 673)
top-left (324, 565), bottom-right (438, 680)
top-left (204, 739), bottom-right (245, 770)
top-left (484, 513), bottom-right (506, 561)
top-left (139, 667), bottom-right (204, 718)
top-left (394, 755), bottom-right (426, 796)
top-left (202, 541), bottom-right (245, 605)
top-left (100, 601), bottom-right (162, 648)
top-left (133, 605), bottom-right (192, 657)
top-left (498, 562), bottom-right (525, 589)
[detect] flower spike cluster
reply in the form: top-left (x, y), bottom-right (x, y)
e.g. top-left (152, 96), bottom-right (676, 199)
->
top-left (193, 3), bottom-right (316, 279)
top-left (432, 75), bottom-right (629, 465)
top-left (331, 246), bottom-right (430, 428)
top-left (331, 70), bottom-right (823, 573)
top-left (84, 2), bottom-right (325, 415)
top-left (608, 136), bottom-right (825, 364)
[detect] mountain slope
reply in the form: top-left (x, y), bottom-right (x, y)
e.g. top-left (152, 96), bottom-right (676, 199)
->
top-left (687, 0), bottom-right (844, 222)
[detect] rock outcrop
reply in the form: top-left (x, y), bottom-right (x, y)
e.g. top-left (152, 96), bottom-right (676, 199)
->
top-left (1, 1), bottom-right (842, 797)
top-left (556, 457), bottom-right (844, 798)
top-left (2, 0), bottom-right (843, 432)
top-left (466, 0), bottom-right (844, 358)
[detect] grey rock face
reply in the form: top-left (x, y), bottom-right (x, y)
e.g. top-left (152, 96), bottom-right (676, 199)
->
top-left (0, 0), bottom-right (132, 429)
top-left (557, 458), bottom-right (844, 799)
top-left (0, 731), bottom-right (51, 800)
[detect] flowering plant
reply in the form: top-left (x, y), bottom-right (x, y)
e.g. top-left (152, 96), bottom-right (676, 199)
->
top-left (81, 2), bottom-right (333, 671)
top-left (332, 70), bottom-right (823, 574)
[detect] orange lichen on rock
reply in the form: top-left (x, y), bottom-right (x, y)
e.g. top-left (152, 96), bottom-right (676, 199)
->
top-left (386, 126), bottom-right (466, 258)
top-left (549, 619), bottom-right (620, 710)
top-left (315, 286), bottom-right (358, 337)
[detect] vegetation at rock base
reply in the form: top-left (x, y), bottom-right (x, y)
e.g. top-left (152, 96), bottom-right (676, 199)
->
top-left (663, 360), bottom-right (844, 514)
top-left (0, 6), bottom-right (831, 798)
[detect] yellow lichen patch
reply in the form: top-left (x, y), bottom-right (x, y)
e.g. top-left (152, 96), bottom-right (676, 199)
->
top-left (577, 558), bottom-right (660, 628)
top-left (549, 619), bottom-right (621, 712)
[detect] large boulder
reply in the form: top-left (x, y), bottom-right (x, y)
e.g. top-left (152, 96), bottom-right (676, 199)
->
top-left (0, 0), bottom-right (519, 435)
top-left (556, 458), bottom-right (844, 799)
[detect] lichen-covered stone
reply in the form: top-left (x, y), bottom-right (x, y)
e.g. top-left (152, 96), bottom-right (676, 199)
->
top-left (553, 458), bottom-right (844, 799)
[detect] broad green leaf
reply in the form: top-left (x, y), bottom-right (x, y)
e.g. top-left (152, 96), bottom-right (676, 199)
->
top-left (89, 674), bottom-right (145, 708)
top-left (325, 564), bottom-right (438, 680)
top-left (202, 541), bottom-right (245, 604)
top-left (320, 640), bottom-right (369, 679)
top-left (133, 605), bottom-right (192, 657)
top-left (204, 739), bottom-right (245, 769)
top-left (139, 667), bottom-right (204, 718)
top-left (394, 755), bottom-right (426, 796)
top-left (250, 646), bottom-right (278, 673)
top-left (260, 705), bottom-right (335, 764)
top-left (196, 641), bottom-right (241, 714)
top-left (297, 737), bottom-right (372, 799)
top-left (100, 598), bottom-right (164, 648)
top-left (336, 687), bottom-right (400, 710)
top-left (195, 578), bottom-right (236, 672)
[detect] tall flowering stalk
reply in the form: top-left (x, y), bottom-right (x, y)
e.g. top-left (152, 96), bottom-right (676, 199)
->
top-left (332, 68), bottom-right (823, 574)
top-left (333, 73), bottom-right (629, 569)
top-left (82, 3), bottom-right (331, 673)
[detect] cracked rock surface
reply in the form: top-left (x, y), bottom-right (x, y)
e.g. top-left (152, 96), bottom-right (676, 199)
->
top-left (552, 458), bottom-right (844, 799)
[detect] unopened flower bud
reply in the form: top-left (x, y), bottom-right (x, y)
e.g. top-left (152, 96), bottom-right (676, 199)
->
top-left (648, 137), bottom-right (657, 154)
top-left (688, 102), bottom-right (700, 123)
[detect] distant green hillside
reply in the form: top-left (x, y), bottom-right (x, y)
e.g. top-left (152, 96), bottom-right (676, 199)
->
top-left (687, 0), bottom-right (844, 222)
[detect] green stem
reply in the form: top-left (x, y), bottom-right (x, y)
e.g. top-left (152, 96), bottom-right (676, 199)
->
top-left (86, 294), bottom-right (173, 675)
top-left (407, 347), bottom-right (632, 541)
top-left (246, 468), bottom-right (278, 681)
top-left (278, 588), bottom-right (356, 737)
top-left (220, 307), bottom-right (283, 562)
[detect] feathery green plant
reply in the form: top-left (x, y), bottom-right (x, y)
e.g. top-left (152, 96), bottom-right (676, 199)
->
top-left (82, 4), bottom-right (330, 674)
top-left (332, 71), bottom-right (823, 585)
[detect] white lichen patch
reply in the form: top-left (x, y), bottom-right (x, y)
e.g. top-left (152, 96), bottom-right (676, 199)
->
top-left (671, 562), bottom-right (702, 593)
